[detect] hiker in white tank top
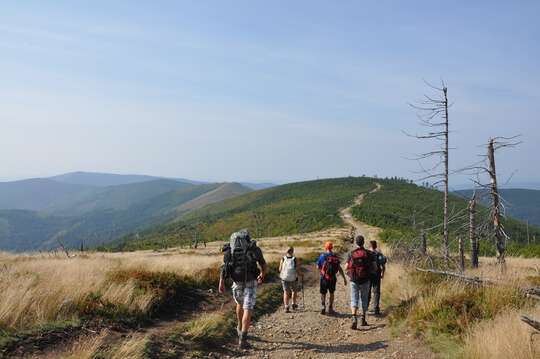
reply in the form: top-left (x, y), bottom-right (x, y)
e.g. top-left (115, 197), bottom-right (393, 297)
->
top-left (279, 247), bottom-right (301, 312)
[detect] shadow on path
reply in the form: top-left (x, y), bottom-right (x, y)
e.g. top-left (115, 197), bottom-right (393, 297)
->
top-left (249, 337), bottom-right (388, 354)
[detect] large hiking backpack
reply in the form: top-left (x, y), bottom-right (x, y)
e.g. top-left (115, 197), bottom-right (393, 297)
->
top-left (280, 256), bottom-right (297, 282)
top-left (320, 254), bottom-right (340, 281)
top-left (223, 230), bottom-right (259, 283)
top-left (347, 248), bottom-right (372, 283)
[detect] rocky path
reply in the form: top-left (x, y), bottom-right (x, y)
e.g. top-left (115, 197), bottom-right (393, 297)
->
top-left (236, 184), bottom-right (435, 358)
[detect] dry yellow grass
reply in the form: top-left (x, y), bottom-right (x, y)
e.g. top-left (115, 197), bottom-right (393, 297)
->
top-left (0, 250), bottom-right (222, 330)
top-left (384, 254), bottom-right (540, 358)
top-left (37, 331), bottom-right (108, 359)
top-left (381, 262), bottom-right (416, 307)
top-left (465, 256), bottom-right (540, 285)
top-left (110, 333), bottom-right (149, 359)
top-left (463, 305), bottom-right (540, 359)
top-left (0, 228), bottom-right (347, 331)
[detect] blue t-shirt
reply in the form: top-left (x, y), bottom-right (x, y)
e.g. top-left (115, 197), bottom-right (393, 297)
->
top-left (317, 252), bottom-right (340, 279)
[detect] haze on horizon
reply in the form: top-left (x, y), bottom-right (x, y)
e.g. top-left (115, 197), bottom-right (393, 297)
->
top-left (1, 1), bottom-right (539, 188)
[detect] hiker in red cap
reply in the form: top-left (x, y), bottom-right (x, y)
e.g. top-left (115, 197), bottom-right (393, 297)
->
top-left (316, 241), bottom-right (347, 315)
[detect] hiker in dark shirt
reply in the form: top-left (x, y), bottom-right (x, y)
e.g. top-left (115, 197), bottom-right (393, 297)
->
top-left (316, 241), bottom-right (347, 315)
top-left (368, 240), bottom-right (387, 316)
top-left (219, 229), bottom-right (268, 349)
top-left (346, 235), bottom-right (377, 329)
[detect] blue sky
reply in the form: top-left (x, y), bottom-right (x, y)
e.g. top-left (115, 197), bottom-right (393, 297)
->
top-left (1, 1), bottom-right (539, 187)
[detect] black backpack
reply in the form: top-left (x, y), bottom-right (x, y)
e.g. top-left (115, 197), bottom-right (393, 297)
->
top-left (223, 241), bottom-right (260, 283)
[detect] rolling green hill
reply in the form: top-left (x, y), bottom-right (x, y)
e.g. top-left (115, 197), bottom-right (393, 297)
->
top-left (106, 177), bottom-right (377, 250)
top-left (0, 182), bottom-right (251, 252)
top-left (106, 177), bottom-right (540, 257)
top-left (456, 188), bottom-right (540, 227)
top-left (352, 180), bottom-right (540, 256)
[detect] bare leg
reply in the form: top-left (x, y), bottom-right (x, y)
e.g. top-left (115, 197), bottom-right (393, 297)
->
top-left (236, 304), bottom-right (243, 332)
top-left (242, 309), bottom-right (253, 332)
top-left (329, 292), bottom-right (335, 310)
top-left (291, 290), bottom-right (298, 305)
top-left (283, 289), bottom-right (290, 308)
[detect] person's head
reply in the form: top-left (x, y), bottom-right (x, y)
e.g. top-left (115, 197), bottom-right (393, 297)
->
top-left (324, 241), bottom-right (333, 252)
top-left (286, 246), bottom-right (294, 256)
top-left (370, 240), bottom-right (378, 250)
top-left (355, 235), bottom-right (365, 248)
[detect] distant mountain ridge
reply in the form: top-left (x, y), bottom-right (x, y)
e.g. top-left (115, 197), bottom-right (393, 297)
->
top-left (0, 172), bottom-right (274, 213)
top-left (0, 172), bottom-right (253, 251)
top-left (0, 178), bottom-right (93, 212)
top-left (455, 188), bottom-right (540, 227)
top-left (50, 171), bottom-right (160, 187)
top-left (50, 171), bottom-right (274, 189)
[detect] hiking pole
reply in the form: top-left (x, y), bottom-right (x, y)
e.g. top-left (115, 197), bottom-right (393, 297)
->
top-left (301, 275), bottom-right (305, 311)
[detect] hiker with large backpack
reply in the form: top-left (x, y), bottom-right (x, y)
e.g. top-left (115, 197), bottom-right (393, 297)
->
top-left (316, 241), bottom-right (347, 315)
top-left (368, 240), bottom-right (387, 316)
top-left (279, 246), bottom-right (302, 312)
top-left (218, 229), bottom-right (268, 349)
top-left (346, 235), bottom-right (377, 329)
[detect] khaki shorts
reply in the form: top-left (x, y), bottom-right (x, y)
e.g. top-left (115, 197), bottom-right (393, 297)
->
top-left (232, 280), bottom-right (258, 310)
top-left (282, 279), bottom-right (299, 292)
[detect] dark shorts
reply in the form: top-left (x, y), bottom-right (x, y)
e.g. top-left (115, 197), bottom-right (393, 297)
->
top-left (320, 277), bottom-right (336, 294)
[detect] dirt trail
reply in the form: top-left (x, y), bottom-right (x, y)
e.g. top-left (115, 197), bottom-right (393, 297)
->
top-left (236, 183), bottom-right (435, 358)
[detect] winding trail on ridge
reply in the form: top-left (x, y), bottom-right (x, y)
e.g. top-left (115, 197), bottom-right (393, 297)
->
top-left (238, 183), bottom-right (435, 359)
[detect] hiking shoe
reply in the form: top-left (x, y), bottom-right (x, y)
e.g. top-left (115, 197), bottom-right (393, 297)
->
top-left (328, 308), bottom-right (336, 316)
top-left (361, 317), bottom-right (368, 327)
top-left (351, 316), bottom-right (358, 330)
top-left (374, 308), bottom-right (381, 316)
top-left (292, 304), bottom-right (298, 310)
top-left (320, 306), bottom-right (326, 315)
top-left (238, 332), bottom-right (250, 349)
top-left (239, 339), bottom-right (251, 349)
top-left (285, 306), bottom-right (290, 313)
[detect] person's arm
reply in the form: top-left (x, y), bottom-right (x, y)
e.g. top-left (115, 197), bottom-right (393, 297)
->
top-left (279, 257), bottom-right (284, 273)
top-left (380, 255), bottom-right (386, 278)
top-left (316, 254), bottom-right (323, 269)
top-left (218, 266), bottom-right (226, 294)
top-left (258, 262), bottom-right (268, 284)
top-left (256, 247), bottom-right (268, 284)
top-left (338, 265), bottom-right (347, 285)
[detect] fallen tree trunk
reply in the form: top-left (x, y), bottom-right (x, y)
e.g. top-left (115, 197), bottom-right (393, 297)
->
top-left (415, 267), bottom-right (496, 285)
top-left (521, 315), bottom-right (540, 332)
top-left (526, 293), bottom-right (540, 301)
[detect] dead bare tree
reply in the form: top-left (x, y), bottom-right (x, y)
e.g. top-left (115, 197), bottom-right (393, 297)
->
top-left (406, 80), bottom-right (451, 266)
top-left (420, 231), bottom-right (427, 256)
top-left (527, 220), bottom-right (531, 245)
top-left (57, 238), bottom-right (70, 258)
top-left (469, 193), bottom-right (479, 268)
top-left (463, 136), bottom-right (521, 267)
top-left (458, 235), bottom-right (465, 273)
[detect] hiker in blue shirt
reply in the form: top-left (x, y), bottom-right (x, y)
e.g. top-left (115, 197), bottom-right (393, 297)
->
top-left (316, 241), bottom-right (347, 315)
